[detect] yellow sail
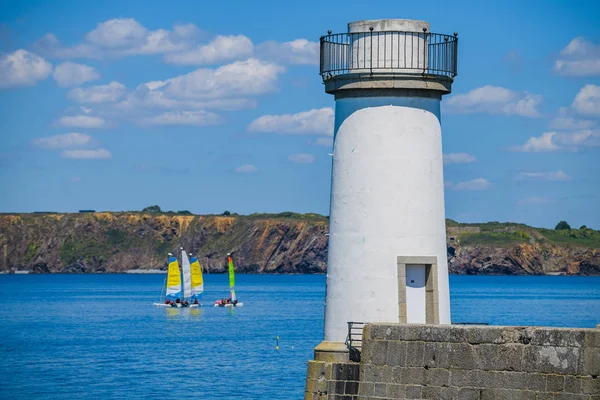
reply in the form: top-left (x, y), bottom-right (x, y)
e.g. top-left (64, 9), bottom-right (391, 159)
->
top-left (190, 256), bottom-right (204, 298)
top-left (165, 256), bottom-right (182, 299)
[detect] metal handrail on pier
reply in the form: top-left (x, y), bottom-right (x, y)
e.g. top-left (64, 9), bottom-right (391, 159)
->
top-left (346, 321), bottom-right (365, 362)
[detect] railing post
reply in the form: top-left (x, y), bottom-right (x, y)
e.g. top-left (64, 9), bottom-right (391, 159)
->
top-left (369, 27), bottom-right (373, 75)
top-left (453, 32), bottom-right (459, 77)
top-left (319, 37), bottom-right (325, 77)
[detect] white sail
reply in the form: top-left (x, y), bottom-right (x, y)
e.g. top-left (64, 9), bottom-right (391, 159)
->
top-left (181, 248), bottom-right (192, 299)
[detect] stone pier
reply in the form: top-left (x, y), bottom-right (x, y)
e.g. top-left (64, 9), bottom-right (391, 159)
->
top-left (305, 324), bottom-right (600, 399)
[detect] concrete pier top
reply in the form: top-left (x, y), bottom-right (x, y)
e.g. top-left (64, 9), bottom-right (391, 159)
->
top-left (348, 19), bottom-right (430, 33)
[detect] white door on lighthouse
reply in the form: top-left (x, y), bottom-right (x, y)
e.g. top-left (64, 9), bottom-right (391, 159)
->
top-left (405, 264), bottom-right (426, 323)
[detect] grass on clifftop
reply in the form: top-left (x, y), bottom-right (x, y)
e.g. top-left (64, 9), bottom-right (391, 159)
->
top-left (448, 219), bottom-right (600, 249)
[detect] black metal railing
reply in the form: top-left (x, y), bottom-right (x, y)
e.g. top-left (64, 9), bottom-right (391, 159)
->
top-left (346, 321), bottom-right (365, 362)
top-left (320, 30), bottom-right (458, 81)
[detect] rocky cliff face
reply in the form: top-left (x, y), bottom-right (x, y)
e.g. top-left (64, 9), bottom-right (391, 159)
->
top-left (447, 243), bottom-right (600, 276)
top-left (0, 213), bottom-right (328, 274)
top-left (0, 213), bottom-right (598, 275)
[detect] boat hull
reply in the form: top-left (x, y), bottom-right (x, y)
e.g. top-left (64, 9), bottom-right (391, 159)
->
top-left (153, 303), bottom-right (201, 308)
top-left (213, 302), bottom-right (243, 307)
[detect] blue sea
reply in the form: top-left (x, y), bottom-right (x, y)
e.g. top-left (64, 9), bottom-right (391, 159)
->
top-left (0, 275), bottom-right (599, 399)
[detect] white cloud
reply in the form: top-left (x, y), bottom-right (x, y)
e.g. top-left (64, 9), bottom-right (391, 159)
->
top-left (116, 84), bottom-right (256, 112)
top-left (32, 132), bottom-right (93, 149)
top-left (235, 164), bottom-right (257, 173)
top-left (572, 84), bottom-right (600, 116)
top-left (61, 59), bottom-right (277, 127)
top-left (34, 33), bottom-right (96, 59)
top-left (52, 62), bottom-right (100, 87)
top-left (549, 116), bottom-right (595, 130)
top-left (445, 85), bottom-right (542, 117)
top-left (288, 153), bottom-right (315, 164)
top-left (517, 170), bottom-right (572, 181)
top-left (61, 148), bottom-right (111, 160)
top-left (451, 178), bottom-right (492, 191)
top-left (256, 39), bottom-right (319, 65)
top-left (0, 49), bottom-right (52, 88)
top-left (510, 129), bottom-right (600, 152)
top-left (248, 107), bottom-right (334, 135)
top-left (141, 110), bottom-right (222, 126)
top-left (554, 37), bottom-right (600, 77)
top-left (555, 130), bottom-right (600, 148)
top-left (510, 132), bottom-right (560, 152)
top-left (443, 153), bottom-right (476, 165)
top-left (35, 19), bottom-right (199, 59)
top-left (71, 176), bottom-right (82, 183)
top-left (34, 18), bottom-right (316, 68)
top-left (517, 197), bottom-right (552, 206)
top-left (86, 18), bottom-right (148, 48)
top-left (314, 137), bottom-right (334, 147)
top-left (68, 81), bottom-right (127, 103)
top-left (55, 115), bottom-right (107, 128)
top-left (159, 58), bottom-right (284, 99)
top-left (164, 35), bottom-right (253, 65)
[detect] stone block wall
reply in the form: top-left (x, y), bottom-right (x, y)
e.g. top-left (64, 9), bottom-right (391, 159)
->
top-left (358, 324), bottom-right (600, 399)
top-left (305, 360), bottom-right (361, 400)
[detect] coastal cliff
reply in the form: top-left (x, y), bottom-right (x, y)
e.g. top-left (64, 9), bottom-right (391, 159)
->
top-left (0, 213), bottom-right (598, 275)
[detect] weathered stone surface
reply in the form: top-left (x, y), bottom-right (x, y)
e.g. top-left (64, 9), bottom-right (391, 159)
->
top-left (370, 341), bottom-right (388, 366)
top-left (400, 367), bottom-right (426, 385)
top-left (531, 328), bottom-right (586, 348)
top-left (405, 341), bottom-right (425, 367)
top-left (457, 388), bottom-right (480, 400)
top-left (465, 326), bottom-right (507, 345)
top-left (425, 368), bottom-right (450, 387)
top-left (526, 373), bottom-right (547, 392)
top-left (421, 385), bottom-right (443, 399)
top-left (345, 381), bottom-right (359, 395)
top-left (476, 344), bottom-right (523, 371)
top-left (333, 363), bottom-right (361, 381)
top-left (582, 376), bottom-right (600, 394)
top-left (358, 382), bottom-right (374, 397)
top-left (547, 374), bottom-right (566, 392)
top-left (523, 346), bottom-right (580, 375)
top-left (373, 382), bottom-right (386, 397)
top-left (582, 346), bottom-right (600, 376)
top-left (564, 376), bottom-right (582, 393)
top-left (387, 341), bottom-right (407, 366)
top-left (585, 329), bottom-right (600, 348)
top-left (405, 385), bottom-right (421, 398)
top-left (478, 371), bottom-right (527, 390)
top-left (386, 384), bottom-right (406, 398)
top-left (491, 388), bottom-right (536, 400)
top-left (553, 394), bottom-right (592, 400)
top-left (450, 369), bottom-right (480, 387)
top-left (447, 343), bottom-right (477, 370)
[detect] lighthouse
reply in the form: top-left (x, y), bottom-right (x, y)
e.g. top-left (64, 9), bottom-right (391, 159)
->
top-left (317, 19), bottom-right (458, 358)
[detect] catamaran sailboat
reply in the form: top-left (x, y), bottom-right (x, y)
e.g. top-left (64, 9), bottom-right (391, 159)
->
top-left (214, 253), bottom-right (243, 307)
top-left (153, 249), bottom-right (204, 308)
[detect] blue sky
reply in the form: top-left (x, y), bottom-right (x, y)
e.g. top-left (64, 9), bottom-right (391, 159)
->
top-left (0, 0), bottom-right (599, 229)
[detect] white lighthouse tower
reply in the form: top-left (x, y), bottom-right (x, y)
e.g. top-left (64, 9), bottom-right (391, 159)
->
top-left (317, 19), bottom-right (458, 359)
